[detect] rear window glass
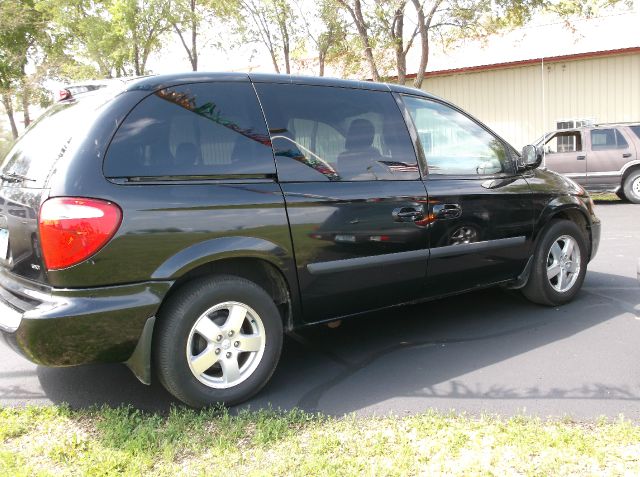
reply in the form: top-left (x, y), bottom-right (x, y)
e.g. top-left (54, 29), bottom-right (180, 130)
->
top-left (0, 97), bottom-right (107, 188)
top-left (104, 83), bottom-right (274, 178)
top-left (630, 125), bottom-right (640, 140)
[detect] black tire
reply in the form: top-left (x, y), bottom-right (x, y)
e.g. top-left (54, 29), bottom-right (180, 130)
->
top-left (154, 275), bottom-right (283, 408)
top-left (622, 170), bottom-right (640, 204)
top-left (615, 189), bottom-right (628, 202)
top-left (521, 220), bottom-right (588, 306)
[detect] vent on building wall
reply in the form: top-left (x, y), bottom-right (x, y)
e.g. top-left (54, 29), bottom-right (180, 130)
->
top-left (556, 119), bottom-right (595, 130)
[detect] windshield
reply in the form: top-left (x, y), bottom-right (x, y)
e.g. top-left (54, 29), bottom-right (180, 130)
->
top-left (0, 90), bottom-right (118, 188)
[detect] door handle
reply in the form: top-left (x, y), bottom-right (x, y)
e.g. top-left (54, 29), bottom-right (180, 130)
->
top-left (433, 203), bottom-right (462, 219)
top-left (392, 206), bottom-right (424, 222)
top-left (577, 155), bottom-right (586, 160)
top-left (623, 153), bottom-right (632, 158)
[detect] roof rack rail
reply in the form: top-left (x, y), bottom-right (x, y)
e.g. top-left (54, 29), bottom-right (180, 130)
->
top-left (593, 121), bottom-right (640, 127)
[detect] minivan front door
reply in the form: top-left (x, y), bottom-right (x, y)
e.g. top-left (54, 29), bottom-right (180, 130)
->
top-left (400, 95), bottom-right (534, 296)
top-left (254, 81), bottom-right (430, 323)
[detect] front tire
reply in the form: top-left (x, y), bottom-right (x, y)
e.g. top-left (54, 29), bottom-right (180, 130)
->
top-left (521, 220), bottom-right (588, 306)
top-left (154, 275), bottom-right (283, 408)
top-left (622, 170), bottom-right (640, 204)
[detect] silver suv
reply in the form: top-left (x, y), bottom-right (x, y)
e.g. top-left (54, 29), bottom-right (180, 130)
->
top-left (536, 123), bottom-right (640, 203)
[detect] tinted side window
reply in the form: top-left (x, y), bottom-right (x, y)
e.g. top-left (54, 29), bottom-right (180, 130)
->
top-left (255, 84), bottom-right (419, 181)
top-left (590, 128), bottom-right (628, 150)
top-left (630, 125), bottom-right (640, 140)
top-left (104, 83), bottom-right (274, 177)
top-left (403, 96), bottom-right (511, 176)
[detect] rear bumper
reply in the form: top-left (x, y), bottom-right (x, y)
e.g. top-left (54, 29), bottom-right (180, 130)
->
top-left (0, 271), bottom-right (172, 367)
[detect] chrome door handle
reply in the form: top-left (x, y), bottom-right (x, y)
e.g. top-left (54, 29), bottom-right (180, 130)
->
top-left (392, 206), bottom-right (424, 222)
top-left (623, 153), bottom-right (632, 158)
top-left (577, 155), bottom-right (586, 160)
top-left (433, 204), bottom-right (462, 219)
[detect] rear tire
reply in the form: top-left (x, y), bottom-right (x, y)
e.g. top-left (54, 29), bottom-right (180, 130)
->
top-left (521, 220), bottom-right (588, 306)
top-left (154, 275), bottom-right (283, 408)
top-left (615, 189), bottom-right (628, 201)
top-left (622, 170), bottom-right (640, 204)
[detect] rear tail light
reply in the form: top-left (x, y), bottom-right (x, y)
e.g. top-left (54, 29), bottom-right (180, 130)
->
top-left (38, 197), bottom-right (122, 270)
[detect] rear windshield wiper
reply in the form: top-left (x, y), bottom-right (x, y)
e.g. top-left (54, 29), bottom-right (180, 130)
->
top-left (1, 172), bottom-right (35, 182)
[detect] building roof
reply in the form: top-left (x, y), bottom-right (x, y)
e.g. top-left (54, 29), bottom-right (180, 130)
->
top-left (404, 9), bottom-right (640, 77)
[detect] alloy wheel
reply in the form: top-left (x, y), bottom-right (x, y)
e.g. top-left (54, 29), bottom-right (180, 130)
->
top-left (186, 301), bottom-right (266, 389)
top-left (546, 235), bottom-right (581, 293)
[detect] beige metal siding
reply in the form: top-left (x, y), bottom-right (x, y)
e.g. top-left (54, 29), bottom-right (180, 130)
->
top-left (420, 52), bottom-right (640, 149)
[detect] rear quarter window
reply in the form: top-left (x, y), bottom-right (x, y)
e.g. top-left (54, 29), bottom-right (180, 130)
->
top-left (104, 82), bottom-right (274, 178)
top-left (590, 128), bottom-right (628, 150)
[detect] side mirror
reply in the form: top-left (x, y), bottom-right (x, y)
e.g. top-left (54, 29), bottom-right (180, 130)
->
top-left (518, 145), bottom-right (543, 171)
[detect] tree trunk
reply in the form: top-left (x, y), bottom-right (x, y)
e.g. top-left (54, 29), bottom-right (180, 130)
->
top-left (269, 49), bottom-right (281, 74)
top-left (319, 50), bottom-right (326, 77)
top-left (393, 8), bottom-right (406, 85)
top-left (411, 0), bottom-right (441, 89)
top-left (2, 94), bottom-right (18, 139)
top-left (19, 67), bottom-right (30, 128)
top-left (283, 38), bottom-right (290, 74)
top-left (21, 87), bottom-right (30, 128)
top-left (339, 0), bottom-right (380, 82)
top-left (191, 0), bottom-right (198, 71)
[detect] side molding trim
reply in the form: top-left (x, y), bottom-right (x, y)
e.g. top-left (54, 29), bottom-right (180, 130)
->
top-left (430, 236), bottom-right (526, 259)
top-left (307, 249), bottom-right (429, 275)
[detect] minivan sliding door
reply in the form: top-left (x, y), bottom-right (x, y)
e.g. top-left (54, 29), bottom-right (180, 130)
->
top-left (255, 82), bottom-right (430, 323)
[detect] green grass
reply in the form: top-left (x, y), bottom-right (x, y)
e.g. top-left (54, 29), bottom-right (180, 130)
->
top-left (2, 406), bottom-right (640, 476)
top-left (590, 192), bottom-right (619, 202)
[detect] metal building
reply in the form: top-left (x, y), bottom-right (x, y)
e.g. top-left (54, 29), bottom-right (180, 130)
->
top-left (409, 11), bottom-right (640, 149)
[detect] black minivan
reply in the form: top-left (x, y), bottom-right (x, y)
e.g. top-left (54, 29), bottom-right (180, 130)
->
top-left (0, 73), bottom-right (600, 407)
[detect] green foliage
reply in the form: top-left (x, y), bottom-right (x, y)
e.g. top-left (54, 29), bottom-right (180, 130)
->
top-left (0, 0), bottom-right (45, 89)
top-left (37, 0), bottom-right (172, 78)
top-left (234, 0), bottom-right (301, 73)
top-left (110, 0), bottom-right (173, 75)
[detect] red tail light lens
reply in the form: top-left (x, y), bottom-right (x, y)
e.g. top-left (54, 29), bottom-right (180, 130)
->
top-left (39, 198), bottom-right (122, 270)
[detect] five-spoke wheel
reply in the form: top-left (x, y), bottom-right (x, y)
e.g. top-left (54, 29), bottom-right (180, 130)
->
top-left (155, 276), bottom-right (283, 408)
top-left (546, 235), bottom-right (581, 293)
top-left (187, 302), bottom-right (266, 389)
top-left (522, 220), bottom-right (588, 306)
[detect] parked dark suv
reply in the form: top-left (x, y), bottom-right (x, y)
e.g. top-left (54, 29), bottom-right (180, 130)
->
top-left (0, 73), bottom-right (600, 407)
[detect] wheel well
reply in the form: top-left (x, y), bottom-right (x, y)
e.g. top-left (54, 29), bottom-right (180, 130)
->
top-left (547, 208), bottom-right (591, 256)
top-left (162, 258), bottom-right (292, 328)
top-left (622, 165), bottom-right (640, 185)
